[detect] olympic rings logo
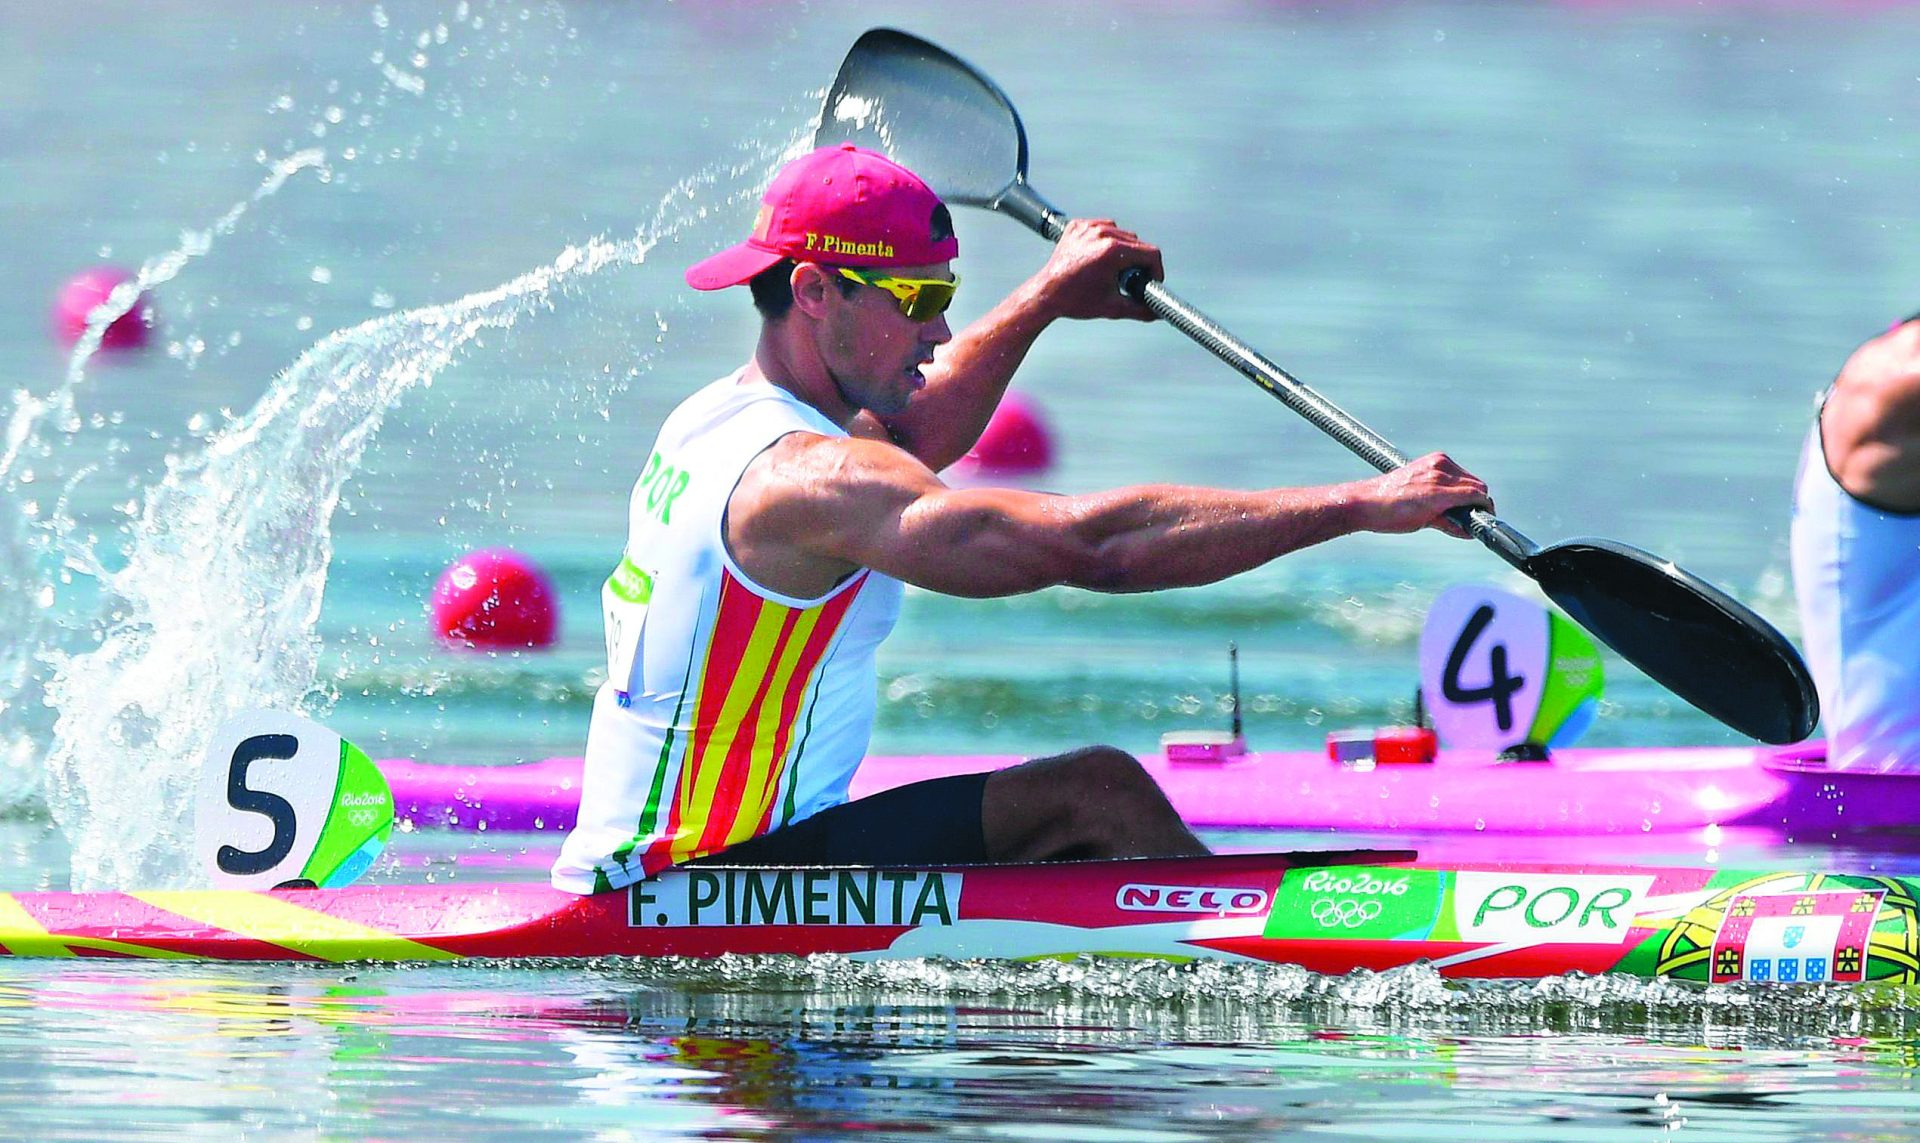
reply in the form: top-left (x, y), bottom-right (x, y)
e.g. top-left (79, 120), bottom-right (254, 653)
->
top-left (346, 807), bottom-right (384, 829)
top-left (1309, 897), bottom-right (1383, 929)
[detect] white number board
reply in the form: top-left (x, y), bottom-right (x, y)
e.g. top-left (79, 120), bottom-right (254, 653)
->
top-left (1418, 584), bottom-right (1550, 751)
top-left (194, 709), bottom-right (392, 890)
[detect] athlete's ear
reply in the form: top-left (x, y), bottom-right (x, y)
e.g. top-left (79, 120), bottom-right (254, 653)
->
top-left (789, 263), bottom-right (840, 319)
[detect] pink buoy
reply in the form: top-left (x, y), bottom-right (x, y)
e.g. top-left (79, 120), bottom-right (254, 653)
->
top-left (959, 391), bottom-right (1055, 475)
top-left (431, 548), bottom-right (559, 650)
top-left (52, 266), bottom-right (155, 350)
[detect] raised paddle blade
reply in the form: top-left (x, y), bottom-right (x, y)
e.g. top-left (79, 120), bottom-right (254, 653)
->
top-left (816, 28), bottom-right (1027, 209)
top-left (1525, 540), bottom-right (1818, 745)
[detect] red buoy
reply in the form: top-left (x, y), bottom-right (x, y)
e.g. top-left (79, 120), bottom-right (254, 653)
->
top-left (430, 548), bottom-right (559, 650)
top-left (959, 391), bottom-right (1055, 475)
top-left (53, 266), bottom-right (155, 350)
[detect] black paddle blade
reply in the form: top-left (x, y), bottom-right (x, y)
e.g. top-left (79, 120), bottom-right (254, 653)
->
top-left (816, 28), bottom-right (1026, 207)
top-left (1524, 539), bottom-right (1818, 744)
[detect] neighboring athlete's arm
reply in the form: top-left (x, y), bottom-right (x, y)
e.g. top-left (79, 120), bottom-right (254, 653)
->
top-left (1823, 321), bottom-right (1920, 512)
top-left (852, 219), bottom-right (1164, 470)
top-left (730, 434), bottom-right (1492, 600)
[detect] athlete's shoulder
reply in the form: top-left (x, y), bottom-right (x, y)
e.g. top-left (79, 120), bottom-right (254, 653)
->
top-left (735, 434), bottom-right (937, 544)
top-left (777, 427), bottom-right (929, 479)
top-left (1832, 327), bottom-right (1920, 416)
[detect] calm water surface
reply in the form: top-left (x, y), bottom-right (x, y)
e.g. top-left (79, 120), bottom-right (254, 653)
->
top-left (7, 0), bottom-right (1920, 1136)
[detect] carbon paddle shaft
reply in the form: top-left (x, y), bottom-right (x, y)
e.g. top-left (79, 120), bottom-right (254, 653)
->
top-left (996, 181), bottom-right (1537, 570)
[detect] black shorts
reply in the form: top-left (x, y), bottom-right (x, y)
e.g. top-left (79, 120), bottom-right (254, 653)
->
top-left (686, 771), bottom-right (992, 867)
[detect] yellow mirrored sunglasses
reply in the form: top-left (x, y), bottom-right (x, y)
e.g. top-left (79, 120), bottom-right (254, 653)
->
top-left (836, 268), bottom-right (959, 322)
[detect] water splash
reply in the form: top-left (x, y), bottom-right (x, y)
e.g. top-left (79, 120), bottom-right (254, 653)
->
top-left (0, 0), bottom-right (559, 812)
top-left (0, 151), bottom-right (331, 811)
top-left (41, 236), bottom-right (645, 890)
top-left (40, 115), bottom-right (813, 890)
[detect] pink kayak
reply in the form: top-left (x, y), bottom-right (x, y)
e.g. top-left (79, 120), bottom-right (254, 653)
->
top-left (380, 740), bottom-right (1896, 837)
top-left (8, 846), bottom-right (1920, 985)
top-left (16, 846), bottom-right (1920, 986)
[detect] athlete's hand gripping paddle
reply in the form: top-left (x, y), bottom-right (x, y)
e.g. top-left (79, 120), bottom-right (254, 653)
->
top-left (195, 709), bottom-right (394, 889)
top-left (814, 28), bottom-right (1818, 745)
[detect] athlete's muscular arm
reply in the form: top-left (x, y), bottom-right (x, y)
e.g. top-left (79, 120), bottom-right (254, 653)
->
top-left (728, 434), bottom-right (1493, 601)
top-left (1823, 321), bottom-right (1920, 513)
top-left (849, 219), bottom-right (1165, 469)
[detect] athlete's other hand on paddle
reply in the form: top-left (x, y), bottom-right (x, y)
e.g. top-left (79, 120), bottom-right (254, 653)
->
top-left (868, 216), bottom-right (1162, 471)
top-left (1023, 218), bottom-right (1162, 322)
top-left (1344, 452), bottom-right (1491, 540)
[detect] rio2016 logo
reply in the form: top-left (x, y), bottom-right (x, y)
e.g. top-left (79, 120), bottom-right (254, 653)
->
top-left (1299, 870), bottom-right (1411, 897)
top-left (1261, 866), bottom-right (1442, 942)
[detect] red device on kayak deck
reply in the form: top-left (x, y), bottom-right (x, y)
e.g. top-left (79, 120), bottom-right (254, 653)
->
top-left (1328, 727), bottom-right (1439, 767)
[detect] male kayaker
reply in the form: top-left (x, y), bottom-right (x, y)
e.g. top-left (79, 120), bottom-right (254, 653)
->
top-left (1791, 315), bottom-right (1920, 771)
top-left (550, 144), bottom-right (1494, 894)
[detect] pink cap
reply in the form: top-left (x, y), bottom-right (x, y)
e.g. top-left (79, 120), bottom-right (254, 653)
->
top-left (685, 144), bottom-right (958, 290)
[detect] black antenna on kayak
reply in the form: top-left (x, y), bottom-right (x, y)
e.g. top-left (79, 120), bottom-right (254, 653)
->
top-left (1159, 641), bottom-right (1250, 763)
top-left (1229, 641), bottom-right (1243, 740)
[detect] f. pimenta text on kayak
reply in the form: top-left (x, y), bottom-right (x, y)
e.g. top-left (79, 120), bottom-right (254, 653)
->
top-left (630, 868), bottom-right (961, 928)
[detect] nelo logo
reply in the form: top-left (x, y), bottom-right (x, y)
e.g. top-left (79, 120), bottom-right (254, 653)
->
top-left (1116, 884), bottom-right (1270, 914)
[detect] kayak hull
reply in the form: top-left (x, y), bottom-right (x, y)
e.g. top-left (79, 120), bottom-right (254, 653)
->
top-left (5, 849), bottom-right (1918, 985)
top-left (383, 741), bottom-right (1913, 836)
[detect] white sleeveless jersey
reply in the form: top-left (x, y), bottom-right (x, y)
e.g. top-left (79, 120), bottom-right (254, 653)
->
top-left (551, 372), bottom-right (903, 894)
top-left (1790, 415), bottom-right (1920, 771)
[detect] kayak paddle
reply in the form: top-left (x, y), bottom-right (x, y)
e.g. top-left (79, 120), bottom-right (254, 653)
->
top-left (814, 27), bottom-right (1818, 746)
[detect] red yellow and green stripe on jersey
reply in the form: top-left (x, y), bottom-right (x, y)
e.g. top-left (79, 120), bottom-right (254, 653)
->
top-left (611, 569), bottom-right (869, 879)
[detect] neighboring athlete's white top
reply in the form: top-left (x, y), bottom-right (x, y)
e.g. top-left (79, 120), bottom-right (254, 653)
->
top-left (1790, 413), bottom-right (1920, 771)
top-left (551, 372), bottom-right (903, 893)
